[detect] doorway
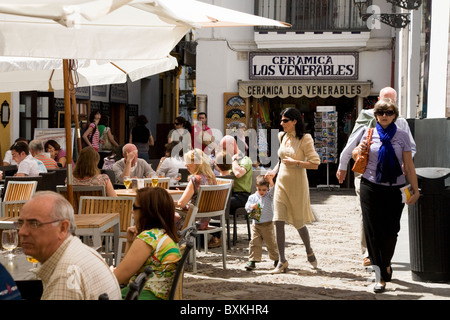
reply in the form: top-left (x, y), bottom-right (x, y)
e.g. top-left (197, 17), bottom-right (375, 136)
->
top-left (19, 91), bottom-right (55, 140)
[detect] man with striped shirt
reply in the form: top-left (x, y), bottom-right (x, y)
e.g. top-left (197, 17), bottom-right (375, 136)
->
top-left (29, 140), bottom-right (59, 170)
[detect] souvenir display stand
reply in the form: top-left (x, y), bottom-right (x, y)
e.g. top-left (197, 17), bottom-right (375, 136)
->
top-left (314, 106), bottom-right (340, 191)
top-left (223, 93), bottom-right (249, 131)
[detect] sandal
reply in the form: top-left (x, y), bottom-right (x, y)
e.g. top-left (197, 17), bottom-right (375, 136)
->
top-left (270, 261), bottom-right (289, 274)
top-left (307, 252), bottom-right (318, 269)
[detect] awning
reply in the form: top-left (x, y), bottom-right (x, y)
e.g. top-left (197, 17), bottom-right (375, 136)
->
top-left (238, 81), bottom-right (372, 99)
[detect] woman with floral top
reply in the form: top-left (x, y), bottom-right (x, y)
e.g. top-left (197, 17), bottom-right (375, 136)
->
top-left (114, 187), bottom-right (181, 300)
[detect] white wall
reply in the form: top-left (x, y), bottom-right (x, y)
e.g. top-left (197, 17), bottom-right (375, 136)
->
top-left (427, 0), bottom-right (450, 118)
top-left (359, 50), bottom-right (393, 95)
top-left (195, 0), bottom-right (395, 131)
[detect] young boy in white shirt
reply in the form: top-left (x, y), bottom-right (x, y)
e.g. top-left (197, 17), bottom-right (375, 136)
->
top-left (244, 175), bottom-right (279, 270)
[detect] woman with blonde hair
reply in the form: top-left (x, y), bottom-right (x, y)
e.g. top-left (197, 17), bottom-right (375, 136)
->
top-left (174, 149), bottom-right (219, 246)
top-left (72, 146), bottom-right (117, 197)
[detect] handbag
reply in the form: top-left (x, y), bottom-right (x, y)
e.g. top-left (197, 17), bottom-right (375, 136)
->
top-left (273, 132), bottom-right (287, 182)
top-left (352, 128), bottom-right (374, 174)
top-left (101, 128), bottom-right (115, 151)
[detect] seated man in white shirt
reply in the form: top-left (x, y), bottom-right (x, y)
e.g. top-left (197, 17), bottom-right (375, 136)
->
top-left (2, 137), bottom-right (28, 166)
top-left (7, 141), bottom-right (42, 178)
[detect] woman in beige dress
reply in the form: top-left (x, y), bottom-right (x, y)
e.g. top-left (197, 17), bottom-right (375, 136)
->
top-left (266, 108), bottom-right (320, 273)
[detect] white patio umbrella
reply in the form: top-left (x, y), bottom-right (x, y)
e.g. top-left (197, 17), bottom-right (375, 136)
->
top-left (0, 0), bottom-right (289, 204)
top-left (0, 55), bottom-right (178, 92)
top-left (0, 0), bottom-right (289, 60)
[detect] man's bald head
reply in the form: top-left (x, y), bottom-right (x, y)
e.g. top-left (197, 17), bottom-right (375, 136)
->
top-left (220, 135), bottom-right (238, 155)
top-left (123, 143), bottom-right (137, 154)
top-left (379, 87), bottom-right (397, 102)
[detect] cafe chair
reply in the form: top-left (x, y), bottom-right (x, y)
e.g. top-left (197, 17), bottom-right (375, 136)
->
top-left (47, 168), bottom-right (67, 186)
top-left (124, 266), bottom-right (154, 300)
top-left (215, 177), bottom-right (234, 249)
top-left (144, 177), bottom-right (170, 189)
top-left (1, 200), bottom-right (27, 218)
top-left (178, 168), bottom-right (190, 183)
top-left (100, 169), bottom-right (115, 185)
top-left (37, 171), bottom-right (58, 192)
top-left (169, 226), bottom-right (196, 300)
top-left (78, 195), bottom-right (135, 265)
top-left (98, 266), bottom-right (154, 301)
top-left (57, 185), bottom-right (106, 216)
top-left (2, 180), bottom-right (39, 202)
top-left (230, 169), bottom-right (263, 246)
top-left (181, 183), bottom-right (232, 273)
top-left (0, 165), bottom-right (18, 177)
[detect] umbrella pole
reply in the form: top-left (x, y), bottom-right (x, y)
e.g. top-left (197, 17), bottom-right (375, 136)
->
top-left (70, 83), bottom-right (82, 153)
top-left (63, 59), bottom-right (73, 206)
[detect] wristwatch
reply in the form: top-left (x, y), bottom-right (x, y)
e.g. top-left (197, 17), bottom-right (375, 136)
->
top-left (296, 162), bottom-right (300, 168)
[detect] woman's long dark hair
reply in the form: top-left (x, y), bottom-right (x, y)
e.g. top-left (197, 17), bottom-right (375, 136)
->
top-left (280, 107), bottom-right (306, 139)
top-left (175, 116), bottom-right (192, 132)
top-left (135, 187), bottom-right (180, 243)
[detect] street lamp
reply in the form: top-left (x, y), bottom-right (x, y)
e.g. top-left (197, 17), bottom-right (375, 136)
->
top-left (354, 0), bottom-right (421, 28)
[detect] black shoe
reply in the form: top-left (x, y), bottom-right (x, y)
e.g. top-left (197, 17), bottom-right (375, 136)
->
top-left (385, 266), bottom-right (393, 282)
top-left (245, 261), bottom-right (256, 271)
top-left (273, 260), bottom-right (279, 267)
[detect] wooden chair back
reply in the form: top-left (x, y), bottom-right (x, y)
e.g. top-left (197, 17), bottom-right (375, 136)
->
top-left (3, 180), bottom-right (39, 202)
top-left (78, 196), bottom-right (134, 234)
top-left (181, 183), bottom-right (232, 273)
top-left (182, 183), bottom-right (232, 230)
top-left (144, 177), bottom-right (170, 189)
top-left (1, 200), bottom-right (27, 218)
top-left (216, 177), bottom-right (234, 185)
top-left (57, 185), bottom-right (106, 215)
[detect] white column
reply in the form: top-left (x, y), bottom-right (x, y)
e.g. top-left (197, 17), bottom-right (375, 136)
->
top-left (427, 1), bottom-right (450, 118)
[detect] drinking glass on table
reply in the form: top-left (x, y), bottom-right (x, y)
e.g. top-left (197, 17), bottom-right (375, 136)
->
top-left (123, 176), bottom-right (131, 190)
top-left (151, 174), bottom-right (158, 187)
top-left (2, 229), bottom-right (18, 260)
top-left (26, 255), bottom-right (40, 273)
top-left (175, 173), bottom-right (182, 185)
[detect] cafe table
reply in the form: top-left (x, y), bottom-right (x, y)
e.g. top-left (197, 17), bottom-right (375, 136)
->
top-left (1, 214), bottom-right (120, 266)
top-left (74, 213), bottom-right (120, 264)
top-left (115, 188), bottom-right (184, 201)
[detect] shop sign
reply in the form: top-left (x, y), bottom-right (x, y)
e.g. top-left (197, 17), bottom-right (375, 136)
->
top-left (238, 81), bottom-right (371, 99)
top-left (249, 52), bottom-right (358, 80)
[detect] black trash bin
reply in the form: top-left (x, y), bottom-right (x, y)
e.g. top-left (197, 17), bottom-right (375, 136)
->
top-left (409, 167), bottom-right (450, 282)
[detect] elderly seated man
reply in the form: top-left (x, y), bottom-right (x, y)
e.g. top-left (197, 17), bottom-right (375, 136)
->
top-left (29, 139), bottom-right (59, 170)
top-left (18, 191), bottom-right (121, 300)
top-left (112, 143), bottom-right (155, 184)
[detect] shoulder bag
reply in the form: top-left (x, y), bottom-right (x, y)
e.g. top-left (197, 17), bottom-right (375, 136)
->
top-left (352, 128), bottom-right (374, 174)
top-left (273, 132), bottom-right (287, 182)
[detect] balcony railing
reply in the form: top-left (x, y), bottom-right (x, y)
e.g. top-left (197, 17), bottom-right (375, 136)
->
top-left (255, 0), bottom-right (369, 32)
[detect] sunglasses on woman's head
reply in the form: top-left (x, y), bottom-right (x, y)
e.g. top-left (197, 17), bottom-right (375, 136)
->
top-left (280, 119), bottom-right (292, 123)
top-left (375, 110), bottom-right (395, 117)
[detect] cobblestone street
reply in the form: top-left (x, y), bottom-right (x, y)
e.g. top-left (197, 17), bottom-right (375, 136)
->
top-left (182, 189), bottom-right (450, 300)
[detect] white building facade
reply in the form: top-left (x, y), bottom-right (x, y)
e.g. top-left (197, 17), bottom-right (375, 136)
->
top-left (194, 0), bottom-right (405, 187)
